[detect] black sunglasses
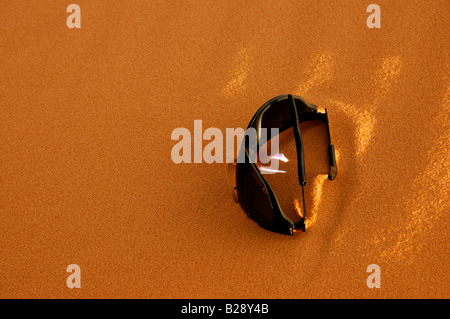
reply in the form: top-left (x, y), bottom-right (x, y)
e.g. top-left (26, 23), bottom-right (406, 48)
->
top-left (235, 94), bottom-right (337, 235)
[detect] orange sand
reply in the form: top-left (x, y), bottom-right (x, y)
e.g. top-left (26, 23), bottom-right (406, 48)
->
top-left (0, 0), bottom-right (448, 298)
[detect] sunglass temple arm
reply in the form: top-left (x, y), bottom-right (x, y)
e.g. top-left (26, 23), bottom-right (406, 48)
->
top-left (288, 95), bottom-right (307, 232)
top-left (325, 109), bottom-right (337, 180)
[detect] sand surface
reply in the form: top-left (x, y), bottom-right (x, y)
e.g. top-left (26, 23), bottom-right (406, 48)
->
top-left (0, 1), bottom-right (448, 298)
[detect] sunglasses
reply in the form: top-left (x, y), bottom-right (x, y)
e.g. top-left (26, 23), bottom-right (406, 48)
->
top-left (235, 94), bottom-right (337, 235)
